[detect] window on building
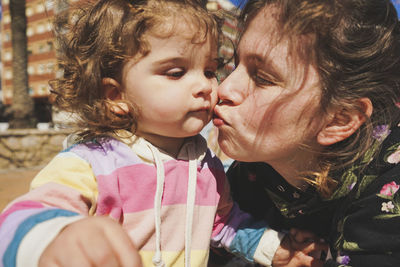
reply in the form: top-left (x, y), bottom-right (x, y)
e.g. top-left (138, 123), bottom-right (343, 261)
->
top-left (4, 52), bottom-right (12, 61)
top-left (5, 90), bottom-right (13, 99)
top-left (36, 4), bottom-right (45, 13)
top-left (28, 66), bottom-right (35, 75)
top-left (47, 63), bottom-right (55, 73)
top-left (37, 24), bottom-right (46, 34)
top-left (38, 44), bottom-right (46, 53)
top-left (46, 22), bottom-right (53, 32)
top-left (3, 33), bottom-right (11, 42)
top-left (3, 15), bottom-right (11, 24)
top-left (27, 27), bottom-right (34, 37)
top-left (26, 6), bottom-right (34, 16)
top-left (5, 70), bottom-right (12, 80)
top-left (38, 64), bottom-right (46, 75)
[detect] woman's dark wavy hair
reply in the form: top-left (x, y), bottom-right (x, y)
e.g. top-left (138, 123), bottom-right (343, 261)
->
top-left (50, 0), bottom-right (219, 139)
top-left (240, 0), bottom-right (400, 196)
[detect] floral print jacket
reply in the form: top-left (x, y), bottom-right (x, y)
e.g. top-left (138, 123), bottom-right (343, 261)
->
top-left (226, 122), bottom-right (400, 267)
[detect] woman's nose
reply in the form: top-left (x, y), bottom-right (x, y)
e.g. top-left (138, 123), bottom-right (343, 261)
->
top-left (218, 66), bottom-right (246, 105)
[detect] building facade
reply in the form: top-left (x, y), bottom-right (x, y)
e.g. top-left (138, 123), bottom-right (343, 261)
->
top-left (1, 0), bottom-right (59, 107)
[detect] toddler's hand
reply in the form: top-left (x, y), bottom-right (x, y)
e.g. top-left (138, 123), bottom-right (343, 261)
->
top-left (271, 228), bottom-right (328, 267)
top-left (39, 216), bottom-right (142, 267)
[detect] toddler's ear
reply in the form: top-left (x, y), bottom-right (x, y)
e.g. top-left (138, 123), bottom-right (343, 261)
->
top-left (102, 78), bottom-right (129, 115)
top-left (317, 98), bottom-right (373, 146)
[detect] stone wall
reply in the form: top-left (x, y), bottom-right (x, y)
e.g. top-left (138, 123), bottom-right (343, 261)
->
top-left (0, 129), bottom-right (73, 170)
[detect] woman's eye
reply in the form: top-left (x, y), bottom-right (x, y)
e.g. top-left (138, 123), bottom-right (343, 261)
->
top-left (254, 74), bottom-right (276, 86)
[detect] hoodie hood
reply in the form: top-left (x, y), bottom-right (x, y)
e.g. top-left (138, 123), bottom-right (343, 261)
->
top-left (126, 134), bottom-right (208, 164)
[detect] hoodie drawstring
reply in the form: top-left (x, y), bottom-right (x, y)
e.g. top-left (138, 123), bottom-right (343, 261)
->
top-left (149, 145), bottom-right (166, 267)
top-left (185, 143), bottom-right (197, 267)
top-left (148, 143), bottom-right (198, 267)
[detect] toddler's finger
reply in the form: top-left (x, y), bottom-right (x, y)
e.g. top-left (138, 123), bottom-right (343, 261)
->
top-left (79, 233), bottom-right (120, 266)
top-left (40, 238), bottom-right (92, 267)
top-left (103, 219), bottom-right (142, 267)
top-left (304, 241), bottom-right (328, 253)
top-left (295, 241), bottom-right (329, 261)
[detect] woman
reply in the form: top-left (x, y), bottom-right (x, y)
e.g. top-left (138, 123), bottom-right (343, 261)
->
top-left (212, 0), bottom-right (400, 266)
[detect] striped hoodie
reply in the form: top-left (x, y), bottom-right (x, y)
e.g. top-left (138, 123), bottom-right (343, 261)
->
top-left (0, 134), bottom-right (282, 267)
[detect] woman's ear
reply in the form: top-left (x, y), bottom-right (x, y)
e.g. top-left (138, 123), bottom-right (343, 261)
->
top-left (317, 98), bottom-right (373, 146)
top-left (102, 78), bottom-right (129, 115)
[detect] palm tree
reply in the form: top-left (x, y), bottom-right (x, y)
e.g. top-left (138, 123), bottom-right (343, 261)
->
top-left (8, 0), bottom-right (36, 128)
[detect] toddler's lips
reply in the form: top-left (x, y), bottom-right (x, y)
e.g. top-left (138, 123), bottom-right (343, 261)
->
top-left (190, 107), bottom-right (211, 118)
top-left (193, 106), bottom-right (210, 113)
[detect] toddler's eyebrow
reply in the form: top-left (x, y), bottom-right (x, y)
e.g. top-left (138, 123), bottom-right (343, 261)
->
top-left (154, 57), bottom-right (185, 66)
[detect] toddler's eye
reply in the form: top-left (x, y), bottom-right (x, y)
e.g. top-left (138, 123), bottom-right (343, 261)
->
top-left (205, 70), bottom-right (217, 79)
top-left (166, 69), bottom-right (185, 78)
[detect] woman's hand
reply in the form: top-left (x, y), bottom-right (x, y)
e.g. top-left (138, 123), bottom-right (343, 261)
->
top-left (272, 228), bottom-right (328, 267)
top-left (39, 216), bottom-right (142, 267)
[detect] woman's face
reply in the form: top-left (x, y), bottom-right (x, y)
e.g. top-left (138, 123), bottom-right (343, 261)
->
top-left (213, 6), bottom-right (325, 169)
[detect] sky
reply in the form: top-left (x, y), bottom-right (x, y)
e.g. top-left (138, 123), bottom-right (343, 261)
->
top-left (394, 0), bottom-right (400, 17)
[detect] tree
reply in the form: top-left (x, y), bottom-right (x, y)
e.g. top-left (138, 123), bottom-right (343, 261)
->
top-left (8, 0), bottom-right (36, 128)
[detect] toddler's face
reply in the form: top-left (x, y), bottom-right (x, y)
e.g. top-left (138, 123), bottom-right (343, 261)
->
top-left (121, 29), bottom-right (218, 148)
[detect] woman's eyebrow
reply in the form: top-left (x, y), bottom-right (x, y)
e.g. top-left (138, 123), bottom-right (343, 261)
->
top-left (246, 54), bottom-right (284, 81)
